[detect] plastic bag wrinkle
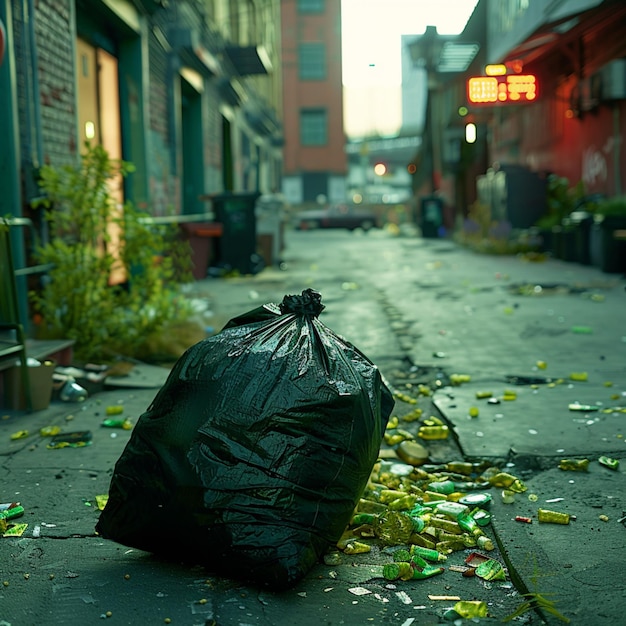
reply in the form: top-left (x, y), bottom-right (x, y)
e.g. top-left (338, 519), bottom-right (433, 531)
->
top-left (96, 289), bottom-right (393, 589)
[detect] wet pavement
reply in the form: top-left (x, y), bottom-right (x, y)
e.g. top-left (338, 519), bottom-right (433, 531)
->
top-left (1, 227), bottom-right (625, 625)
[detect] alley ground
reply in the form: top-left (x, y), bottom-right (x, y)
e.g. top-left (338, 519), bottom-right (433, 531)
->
top-left (1, 227), bottom-right (625, 625)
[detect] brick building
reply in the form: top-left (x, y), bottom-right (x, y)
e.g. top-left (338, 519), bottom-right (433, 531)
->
top-left (280, 0), bottom-right (347, 206)
top-left (406, 0), bottom-right (626, 228)
top-left (1, 0), bottom-right (284, 327)
top-left (1, 0), bottom-right (283, 220)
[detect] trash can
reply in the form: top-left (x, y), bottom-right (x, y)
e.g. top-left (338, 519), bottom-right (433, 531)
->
top-left (5, 358), bottom-right (55, 411)
top-left (180, 222), bottom-right (223, 280)
top-left (212, 192), bottom-right (262, 275)
top-left (561, 211), bottom-right (593, 264)
top-left (420, 196), bottom-right (444, 238)
top-left (256, 194), bottom-right (287, 267)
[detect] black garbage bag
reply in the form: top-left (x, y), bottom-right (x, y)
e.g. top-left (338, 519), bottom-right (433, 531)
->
top-left (96, 289), bottom-right (394, 589)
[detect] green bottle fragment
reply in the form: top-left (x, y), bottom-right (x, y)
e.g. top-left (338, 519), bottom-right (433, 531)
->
top-left (395, 562), bottom-right (414, 580)
top-left (568, 403), bottom-right (599, 412)
top-left (427, 480), bottom-right (456, 495)
top-left (409, 545), bottom-right (447, 562)
top-left (598, 456), bottom-right (619, 470)
top-left (453, 481), bottom-right (490, 491)
top-left (558, 458), bottom-right (589, 471)
top-left (393, 549), bottom-right (411, 562)
top-left (475, 559), bottom-right (506, 581)
top-left (476, 535), bottom-right (494, 551)
top-left (469, 507), bottom-right (492, 527)
top-left (0, 505), bottom-right (25, 521)
top-left (350, 513), bottom-right (377, 526)
top-left (453, 600), bottom-right (488, 618)
top-left (101, 419), bottom-right (133, 430)
top-left (409, 554), bottom-right (429, 569)
top-left (388, 494), bottom-right (418, 511)
top-left (374, 511), bottom-right (416, 546)
top-left (538, 508), bottom-right (571, 524)
top-left (569, 372), bottom-right (588, 382)
top-left (357, 499), bottom-right (388, 514)
top-left (435, 501), bottom-right (470, 518)
top-left (383, 563), bottom-right (401, 580)
top-left (459, 492), bottom-right (492, 509)
top-left (428, 516), bottom-right (462, 535)
top-left (407, 515), bottom-right (425, 533)
top-left (411, 564), bottom-right (445, 579)
top-left (487, 472), bottom-right (527, 493)
top-left (571, 326), bottom-right (593, 334)
top-left (411, 533), bottom-right (437, 550)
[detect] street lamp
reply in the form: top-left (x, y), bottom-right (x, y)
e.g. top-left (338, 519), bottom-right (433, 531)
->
top-left (407, 26), bottom-right (480, 193)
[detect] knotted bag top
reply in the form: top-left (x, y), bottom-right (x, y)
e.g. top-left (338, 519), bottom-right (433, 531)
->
top-left (279, 288), bottom-right (325, 318)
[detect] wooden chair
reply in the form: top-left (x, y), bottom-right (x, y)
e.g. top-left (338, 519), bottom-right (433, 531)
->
top-left (0, 217), bottom-right (32, 411)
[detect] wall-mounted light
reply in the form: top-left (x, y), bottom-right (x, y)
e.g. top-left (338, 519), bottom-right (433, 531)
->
top-left (465, 123), bottom-right (477, 143)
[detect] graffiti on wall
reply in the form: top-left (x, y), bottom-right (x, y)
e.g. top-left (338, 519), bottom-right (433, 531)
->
top-left (581, 142), bottom-right (609, 188)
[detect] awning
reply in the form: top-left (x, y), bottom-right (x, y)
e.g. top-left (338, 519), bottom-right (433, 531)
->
top-left (224, 45), bottom-right (272, 76)
top-left (169, 27), bottom-right (221, 76)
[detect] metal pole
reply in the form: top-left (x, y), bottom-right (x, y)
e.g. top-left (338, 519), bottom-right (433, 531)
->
top-left (613, 104), bottom-right (621, 196)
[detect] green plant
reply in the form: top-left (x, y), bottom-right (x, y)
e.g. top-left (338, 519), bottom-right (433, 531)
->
top-left (595, 196), bottom-right (626, 217)
top-left (535, 175), bottom-right (574, 229)
top-left (31, 142), bottom-right (196, 362)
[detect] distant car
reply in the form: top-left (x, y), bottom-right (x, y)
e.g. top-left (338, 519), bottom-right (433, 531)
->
top-left (294, 204), bottom-right (378, 231)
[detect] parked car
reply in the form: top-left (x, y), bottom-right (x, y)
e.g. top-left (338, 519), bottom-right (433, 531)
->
top-left (294, 204), bottom-right (378, 231)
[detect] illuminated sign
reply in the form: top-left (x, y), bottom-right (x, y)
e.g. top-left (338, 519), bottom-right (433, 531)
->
top-left (467, 74), bottom-right (538, 105)
top-left (485, 64), bottom-right (506, 76)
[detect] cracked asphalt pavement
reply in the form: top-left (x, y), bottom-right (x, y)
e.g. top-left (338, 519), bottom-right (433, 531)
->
top-left (2, 228), bottom-right (625, 625)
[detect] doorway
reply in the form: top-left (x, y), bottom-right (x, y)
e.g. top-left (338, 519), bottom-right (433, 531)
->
top-left (75, 37), bottom-right (125, 283)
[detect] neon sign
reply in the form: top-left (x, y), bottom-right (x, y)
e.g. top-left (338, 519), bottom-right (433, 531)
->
top-left (467, 74), bottom-right (538, 105)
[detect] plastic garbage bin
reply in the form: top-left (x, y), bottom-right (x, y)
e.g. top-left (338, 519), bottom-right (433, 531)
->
top-left (180, 222), bottom-right (223, 280)
top-left (212, 192), bottom-right (262, 275)
top-left (420, 196), bottom-right (444, 238)
top-left (256, 194), bottom-right (287, 267)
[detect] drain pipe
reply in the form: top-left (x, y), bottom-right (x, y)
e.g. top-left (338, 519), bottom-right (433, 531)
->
top-left (613, 104), bottom-right (621, 196)
top-left (27, 0), bottom-right (44, 167)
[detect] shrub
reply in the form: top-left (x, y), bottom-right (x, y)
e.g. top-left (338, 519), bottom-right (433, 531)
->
top-left (32, 142), bottom-right (196, 362)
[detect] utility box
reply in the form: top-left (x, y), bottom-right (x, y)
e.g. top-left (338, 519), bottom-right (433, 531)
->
top-left (420, 196), bottom-right (444, 238)
top-left (489, 165), bottom-right (547, 229)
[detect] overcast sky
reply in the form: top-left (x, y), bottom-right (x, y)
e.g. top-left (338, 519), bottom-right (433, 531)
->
top-left (341, 0), bottom-right (478, 136)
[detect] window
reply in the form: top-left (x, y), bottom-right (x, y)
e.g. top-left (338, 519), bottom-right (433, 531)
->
top-left (298, 0), bottom-right (324, 13)
top-left (299, 43), bottom-right (326, 80)
top-left (300, 108), bottom-right (327, 146)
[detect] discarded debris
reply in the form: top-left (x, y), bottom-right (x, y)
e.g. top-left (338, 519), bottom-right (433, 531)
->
top-left (475, 558), bottom-right (506, 581)
top-left (537, 509), bottom-right (573, 524)
top-left (450, 374), bottom-right (471, 385)
top-left (47, 431), bottom-right (93, 449)
top-left (3, 523), bottom-right (28, 537)
top-left (568, 403), bottom-right (599, 412)
top-left (598, 456), bottom-right (619, 470)
top-left (39, 425), bottom-right (61, 437)
top-left (558, 459), bottom-right (590, 472)
top-left (452, 600), bottom-right (489, 618)
top-left (569, 372), bottom-right (588, 382)
top-left (348, 587), bottom-right (371, 596)
top-left (101, 418), bottom-right (133, 430)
